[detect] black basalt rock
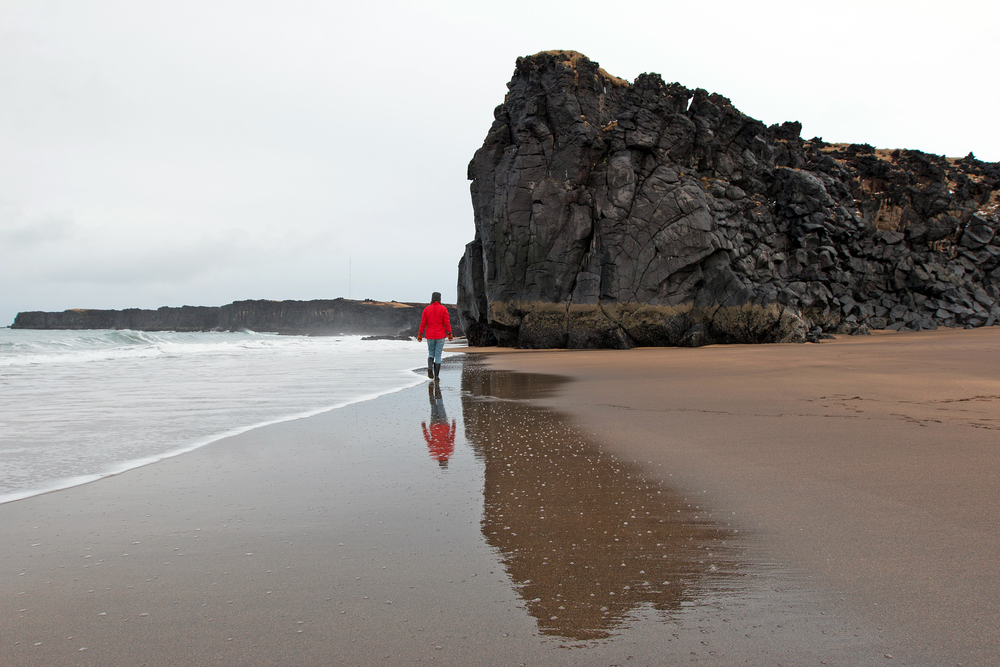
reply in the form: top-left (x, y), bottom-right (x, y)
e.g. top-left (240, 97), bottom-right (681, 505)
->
top-left (457, 50), bottom-right (1000, 347)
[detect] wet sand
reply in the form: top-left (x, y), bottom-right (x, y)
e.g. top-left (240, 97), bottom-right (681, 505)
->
top-left (2, 329), bottom-right (996, 666)
top-left (472, 327), bottom-right (1000, 666)
top-left (3, 359), bottom-right (854, 667)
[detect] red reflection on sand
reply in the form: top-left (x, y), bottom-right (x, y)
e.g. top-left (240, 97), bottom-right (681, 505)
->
top-left (422, 383), bottom-right (456, 466)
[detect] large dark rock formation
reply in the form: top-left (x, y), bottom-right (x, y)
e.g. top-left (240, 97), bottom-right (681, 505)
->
top-left (12, 298), bottom-right (463, 337)
top-left (458, 51), bottom-right (1000, 348)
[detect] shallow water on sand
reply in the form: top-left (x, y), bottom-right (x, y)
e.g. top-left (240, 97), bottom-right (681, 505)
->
top-left (0, 329), bottom-right (434, 503)
top-left (1, 355), bottom-right (880, 666)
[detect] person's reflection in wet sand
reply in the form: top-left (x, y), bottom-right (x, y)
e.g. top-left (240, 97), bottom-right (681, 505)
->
top-left (422, 382), bottom-right (456, 468)
top-left (460, 356), bottom-right (746, 642)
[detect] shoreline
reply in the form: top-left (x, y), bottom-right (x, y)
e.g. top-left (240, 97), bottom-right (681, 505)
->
top-left (0, 331), bottom-right (454, 506)
top-left (3, 330), bottom-right (997, 664)
top-left (0, 379), bottom-right (428, 507)
top-left (0, 356), bottom-right (879, 665)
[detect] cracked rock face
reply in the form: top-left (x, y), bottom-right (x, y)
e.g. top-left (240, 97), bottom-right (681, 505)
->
top-left (457, 51), bottom-right (1000, 348)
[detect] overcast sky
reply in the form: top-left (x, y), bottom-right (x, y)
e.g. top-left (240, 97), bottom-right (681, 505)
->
top-left (2, 0), bottom-right (997, 325)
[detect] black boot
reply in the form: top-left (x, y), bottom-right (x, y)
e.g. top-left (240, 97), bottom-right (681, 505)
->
top-left (427, 357), bottom-right (434, 379)
top-left (434, 363), bottom-right (441, 381)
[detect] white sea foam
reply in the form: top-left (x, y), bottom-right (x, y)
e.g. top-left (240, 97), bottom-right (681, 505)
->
top-left (0, 328), bottom-right (453, 504)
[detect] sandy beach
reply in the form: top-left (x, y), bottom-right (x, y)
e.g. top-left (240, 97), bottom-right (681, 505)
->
top-left (473, 327), bottom-right (1000, 665)
top-left (3, 328), bottom-right (998, 666)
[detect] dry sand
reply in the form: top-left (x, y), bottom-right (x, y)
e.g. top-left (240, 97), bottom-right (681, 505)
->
top-left (2, 328), bottom-right (997, 666)
top-left (473, 327), bottom-right (1000, 665)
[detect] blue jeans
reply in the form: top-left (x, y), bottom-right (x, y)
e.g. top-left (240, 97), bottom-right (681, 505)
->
top-left (426, 338), bottom-right (446, 364)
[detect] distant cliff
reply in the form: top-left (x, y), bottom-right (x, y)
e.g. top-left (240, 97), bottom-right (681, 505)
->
top-left (12, 299), bottom-right (464, 337)
top-left (458, 51), bottom-right (1000, 348)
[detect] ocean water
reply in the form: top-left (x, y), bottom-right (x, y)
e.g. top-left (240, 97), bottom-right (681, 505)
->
top-left (0, 328), bottom-right (446, 504)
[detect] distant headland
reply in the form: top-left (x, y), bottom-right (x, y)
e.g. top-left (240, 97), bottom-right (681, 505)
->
top-left (11, 298), bottom-right (463, 337)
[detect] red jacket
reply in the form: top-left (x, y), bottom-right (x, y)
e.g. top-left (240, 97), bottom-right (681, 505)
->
top-left (419, 302), bottom-right (452, 339)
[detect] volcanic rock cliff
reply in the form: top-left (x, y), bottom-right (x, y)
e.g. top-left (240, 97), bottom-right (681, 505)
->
top-left (12, 298), bottom-right (463, 337)
top-left (457, 51), bottom-right (1000, 348)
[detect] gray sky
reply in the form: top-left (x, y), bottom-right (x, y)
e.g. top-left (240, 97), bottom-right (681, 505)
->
top-left (2, 0), bottom-right (997, 326)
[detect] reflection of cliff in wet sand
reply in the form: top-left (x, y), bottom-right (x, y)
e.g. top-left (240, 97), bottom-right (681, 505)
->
top-left (461, 358), bottom-right (744, 641)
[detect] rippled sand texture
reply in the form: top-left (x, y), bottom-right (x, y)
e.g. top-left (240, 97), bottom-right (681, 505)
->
top-left (3, 356), bottom-right (897, 666)
top-left (475, 327), bottom-right (1000, 666)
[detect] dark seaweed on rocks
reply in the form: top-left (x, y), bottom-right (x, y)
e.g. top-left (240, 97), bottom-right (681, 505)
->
top-left (457, 50), bottom-right (1000, 348)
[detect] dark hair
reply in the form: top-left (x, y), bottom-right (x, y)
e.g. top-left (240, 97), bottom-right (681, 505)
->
top-left (431, 292), bottom-right (441, 303)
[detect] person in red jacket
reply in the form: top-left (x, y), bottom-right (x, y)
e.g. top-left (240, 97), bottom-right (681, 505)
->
top-left (416, 291), bottom-right (452, 381)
